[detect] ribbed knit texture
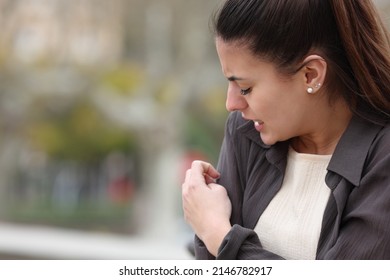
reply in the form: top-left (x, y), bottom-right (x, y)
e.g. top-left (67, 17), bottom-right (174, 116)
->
top-left (254, 147), bottom-right (331, 259)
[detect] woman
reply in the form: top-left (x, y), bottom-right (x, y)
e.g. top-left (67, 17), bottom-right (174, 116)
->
top-left (182, 0), bottom-right (390, 259)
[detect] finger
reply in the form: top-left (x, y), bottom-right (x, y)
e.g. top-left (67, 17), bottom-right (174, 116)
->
top-left (208, 183), bottom-right (226, 192)
top-left (191, 160), bottom-right (220, 179)
top-left (184, 169), bottom-right (191, 181)
top-left (190, 161), bottom-right (217, 187)
top-left (204, 174), bottom-right (217, 185)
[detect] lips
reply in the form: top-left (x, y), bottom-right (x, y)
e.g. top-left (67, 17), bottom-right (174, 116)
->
top-left (254, 121), bottom-right (264, 132)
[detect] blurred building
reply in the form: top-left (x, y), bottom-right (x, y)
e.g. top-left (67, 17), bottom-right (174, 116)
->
top-left (0, 0), bottom-right (124, 65)
top-left (0, 0), bottom-right (224, 259)
top-left (0, 0), bottom-right (389, 259)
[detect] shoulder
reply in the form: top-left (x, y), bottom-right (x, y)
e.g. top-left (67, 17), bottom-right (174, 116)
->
top-left (364, 121), bottom-right (390, 169)
top-left (327, 116), bottom-right (387, 186)
top-left (362, 121), bottom-right (390, 179)
top-left (370, 121), bottom-right (390, 154)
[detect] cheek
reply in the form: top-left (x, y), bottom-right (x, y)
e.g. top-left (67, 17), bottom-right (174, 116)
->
top-left (249, 82), bottom-right (303, 121)
top-left (273, 105), bottom-right (307, 141)
top-left (256, 98), bottom-right (304, 141)
top-left (251, 95), bottom-right (288, 122)
top-left (267, 87), bottom-right (305, 121)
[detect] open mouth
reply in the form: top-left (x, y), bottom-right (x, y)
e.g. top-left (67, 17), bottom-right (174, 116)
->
top-left (254, 121), bottom-right (264, 132)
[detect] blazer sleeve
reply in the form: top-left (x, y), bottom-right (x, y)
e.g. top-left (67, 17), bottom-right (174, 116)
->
top-left (194, 112), bottom-right (245, 259)
top-left (194, 112), bottom-right (241, 259)
top-left (194, 112), bottom-right (284, 260)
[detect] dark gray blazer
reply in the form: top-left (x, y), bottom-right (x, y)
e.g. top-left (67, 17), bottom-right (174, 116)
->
top-left (195, 111), bottom-right (390, 259)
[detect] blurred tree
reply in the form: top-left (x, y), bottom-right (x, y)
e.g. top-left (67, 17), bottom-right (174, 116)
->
top-left (100, 64), bottom-right (145, 97)
top-left (26, 97), bottom-right (135, 162)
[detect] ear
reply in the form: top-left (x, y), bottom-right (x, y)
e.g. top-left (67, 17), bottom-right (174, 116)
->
top-left (301, 55), bottom-right (327, 93)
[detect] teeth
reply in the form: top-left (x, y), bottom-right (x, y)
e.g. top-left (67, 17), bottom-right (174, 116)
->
top-left (254, 121), bottom-right (259, 126)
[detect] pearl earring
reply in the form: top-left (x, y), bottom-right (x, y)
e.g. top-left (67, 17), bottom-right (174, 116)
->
top-left (315, 83), bottom-right (321, 89)
top-left (307, 87), bottom-right (314, 94)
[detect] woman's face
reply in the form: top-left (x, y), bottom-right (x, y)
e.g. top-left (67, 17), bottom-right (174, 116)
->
top-left (216, 38), bottom-right (313, 146)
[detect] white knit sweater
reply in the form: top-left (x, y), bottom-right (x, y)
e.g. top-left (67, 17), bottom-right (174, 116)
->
top-left (254, 147), bottom-right (332, 259)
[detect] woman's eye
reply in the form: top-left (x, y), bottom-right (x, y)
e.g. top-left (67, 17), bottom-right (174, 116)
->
top-left (240, 87), bottom-right (252, 96)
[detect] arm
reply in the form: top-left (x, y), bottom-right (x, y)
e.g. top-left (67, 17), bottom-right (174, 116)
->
top-left (193, 112), bottom-right (285, 259)
top-left (181, 160), bottom-right (232, 257)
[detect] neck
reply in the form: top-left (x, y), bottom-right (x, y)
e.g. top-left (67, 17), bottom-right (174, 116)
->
top-left (291, 99), bottom-right (352, 155)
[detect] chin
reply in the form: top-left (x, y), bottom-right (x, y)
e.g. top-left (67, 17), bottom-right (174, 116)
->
top-left (260, 134), bottom-right (278, 146)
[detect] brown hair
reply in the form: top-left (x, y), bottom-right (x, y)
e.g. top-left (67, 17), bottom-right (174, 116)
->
top-left (213, 0), bottom-right (390, 123)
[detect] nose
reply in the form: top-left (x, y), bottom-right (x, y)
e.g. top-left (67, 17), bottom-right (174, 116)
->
top-left (225, 84), bottom-right (248, 112)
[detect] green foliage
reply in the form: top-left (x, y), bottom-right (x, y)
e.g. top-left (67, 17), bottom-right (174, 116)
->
top-left (100, 64), bottom-right (145, 96)
top-left (2, 201), bottom-right (133, 233)
top-left (183, 87), bottom-right (228, 163)
top-left (27, 98), bottom-right (136, 162)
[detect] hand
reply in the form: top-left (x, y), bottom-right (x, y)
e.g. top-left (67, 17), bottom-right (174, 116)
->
top-left (182, 160), bottom-right (232, 256)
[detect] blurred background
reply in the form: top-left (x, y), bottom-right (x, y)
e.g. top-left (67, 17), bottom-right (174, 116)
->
top-left (0, 0), bottom-right (389, 259)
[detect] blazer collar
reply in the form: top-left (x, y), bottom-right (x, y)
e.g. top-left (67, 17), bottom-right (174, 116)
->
top-left (237, 119), bottom-right (269, 148)
top-left (237, 116), bottom-right (289, 169)
top-left (327, 116), bottom-right (384, 187)
top-left (236, 113), bottom-right (384, 187)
